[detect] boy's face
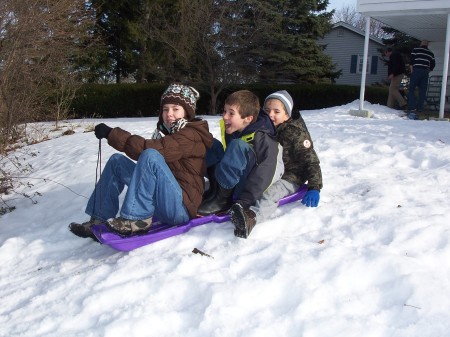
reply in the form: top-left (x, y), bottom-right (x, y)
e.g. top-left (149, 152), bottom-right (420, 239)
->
top-left (264, 99), bottom-right (289, 127)
top-left (162, 104), bottom-right (186, 127)
top-left (222, 103), bottom-right (253, 134)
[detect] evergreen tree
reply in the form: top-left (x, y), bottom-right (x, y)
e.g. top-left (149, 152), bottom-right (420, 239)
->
top-left (380, 27), bottom-right (419, 76)
top-left (382, 27), bottom-right (419, 57)
top-left (77, 0), bottom-right (341, 103)
top-left (251, 0), bottom-right (338, 83)
top-left (90, 0), bottom-right (143, 83)
top-left (134, 0), bottom-right (183, 83)
top-left (141, 0), bottom-right (272, 112)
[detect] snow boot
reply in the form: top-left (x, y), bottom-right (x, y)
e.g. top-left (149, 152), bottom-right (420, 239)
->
top-left (229, 203), bottom-right (257, 239)
top-left (106, 217), bottom-right (153, 236)
top-left (202, 165), bottom-right (218, 203)
top-left (69, 217), bottom-right (103, 241)
top-left (407, 111), bottom-right (418, 120)
top-left (197, 184), bottom-right (233, 215)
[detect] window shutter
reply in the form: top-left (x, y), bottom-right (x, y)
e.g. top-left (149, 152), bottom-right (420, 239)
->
top-left (370, 56), bottom-right (378, 74)
top-left (350, 55), bottom-right (357, 73)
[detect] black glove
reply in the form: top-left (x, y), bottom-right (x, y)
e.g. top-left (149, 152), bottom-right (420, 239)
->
top-left (94, 123), bottom-right (112, 139)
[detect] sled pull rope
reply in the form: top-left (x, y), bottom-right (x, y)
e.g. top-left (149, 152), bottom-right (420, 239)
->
top-left (96, 139), bottom-right (102, 186)
top-left (93, 139), bottom-right (103, 214)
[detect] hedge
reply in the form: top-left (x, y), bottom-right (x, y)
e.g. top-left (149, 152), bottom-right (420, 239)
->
top-left (70, 83), bottom-right (388, 118)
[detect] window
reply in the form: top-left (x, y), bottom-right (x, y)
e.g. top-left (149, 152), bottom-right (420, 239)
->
top-left (357, 55), bottom-right (371, 74)
top-left (351, 55), bottom-right (378, 74)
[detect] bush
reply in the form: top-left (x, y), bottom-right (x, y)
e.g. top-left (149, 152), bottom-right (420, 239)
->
top-left (70, 83), bottom-right (389, 118)
top-left (235, 84), bottom-right (387, 111)
top-left (70, 83), bottom-right (166, 118)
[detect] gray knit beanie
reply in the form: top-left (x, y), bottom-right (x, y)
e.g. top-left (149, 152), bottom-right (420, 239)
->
top-left (264, 90), bottom-right (294, 117)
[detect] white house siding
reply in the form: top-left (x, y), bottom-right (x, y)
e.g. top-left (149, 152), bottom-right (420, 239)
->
top-left (428, 43), bottom-right (446, 76)
top-left (319, 26), bottom-right (387, 85)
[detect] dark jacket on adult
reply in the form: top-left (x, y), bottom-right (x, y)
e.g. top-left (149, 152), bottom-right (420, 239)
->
top-left (107, 119), bottom-right (214, 218)
top-left (277, 114), bottom-right (323, 191)
top-left (388, 51), bottom-right (406, 77)
top-left (220, 110), bottom-right (284, 208)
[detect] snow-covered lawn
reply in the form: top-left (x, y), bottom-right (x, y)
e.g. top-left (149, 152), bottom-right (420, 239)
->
top-left (1, 101), bottom-right (449, 337)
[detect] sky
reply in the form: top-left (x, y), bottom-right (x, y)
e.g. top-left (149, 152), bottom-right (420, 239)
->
top-left (1, 100), bottom-right (450, 337)
top-left (329, 0), bottom-right (356, 11)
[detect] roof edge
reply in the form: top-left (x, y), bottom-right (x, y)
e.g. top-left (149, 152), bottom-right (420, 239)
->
top-left (332, 21), bottom-right (385, 45)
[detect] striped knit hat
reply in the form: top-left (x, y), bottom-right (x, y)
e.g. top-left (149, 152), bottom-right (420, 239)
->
top-left (264, 90), bottom-right (294, 117)
top-left (161, 83), bottom-right (200, 121)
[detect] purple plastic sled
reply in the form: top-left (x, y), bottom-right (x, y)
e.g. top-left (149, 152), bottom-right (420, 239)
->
top-left (91, 184), bottom-right (308, 251)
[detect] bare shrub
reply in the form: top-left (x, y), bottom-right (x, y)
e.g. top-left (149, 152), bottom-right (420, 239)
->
top-left (0, 0), bottom-right (96, 211)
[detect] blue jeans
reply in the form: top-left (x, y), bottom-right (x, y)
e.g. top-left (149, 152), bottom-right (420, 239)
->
top-left (85, 149), bottom-right (189, 226)
top-left (215, 139), bottom-right (255, 197)
top-left (407, 67), bottom-right (429, 111)
top-left (205, 138), bottom-right (224, 168)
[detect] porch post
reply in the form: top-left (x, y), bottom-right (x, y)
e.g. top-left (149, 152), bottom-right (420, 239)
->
top-left (438, 13), bottom-right (450, 119)
top-left (359, 17), bottom-right (371, 111)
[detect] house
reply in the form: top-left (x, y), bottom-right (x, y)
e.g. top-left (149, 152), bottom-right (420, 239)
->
top-left (319, 21), bottom-right (387, 86)
top-left (356, 0), bottom-right (450, 118)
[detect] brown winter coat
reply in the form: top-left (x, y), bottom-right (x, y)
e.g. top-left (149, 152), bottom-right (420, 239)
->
top-left (107, 119), bottom-right (213, 218)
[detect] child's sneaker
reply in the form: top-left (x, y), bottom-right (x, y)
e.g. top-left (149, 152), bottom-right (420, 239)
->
top-left (107, 217), bottom-right (152, 236)
top-left (229, 203), bottom-right (256, 239)
top-left (69, 218), bottom-right (103, 241)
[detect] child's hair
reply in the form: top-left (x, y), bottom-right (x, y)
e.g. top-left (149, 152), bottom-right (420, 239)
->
top-left (225, 90), bottom-right (260, 119)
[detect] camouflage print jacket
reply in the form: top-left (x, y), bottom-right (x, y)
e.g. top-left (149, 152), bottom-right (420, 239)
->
top-left (276, 114), bottom-right (323, 191)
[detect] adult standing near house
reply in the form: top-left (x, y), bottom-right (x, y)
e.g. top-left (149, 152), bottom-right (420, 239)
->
top-left (385, 47), bottom-right (407, 109)
top-left (407, 40), bottom-right (435, 115)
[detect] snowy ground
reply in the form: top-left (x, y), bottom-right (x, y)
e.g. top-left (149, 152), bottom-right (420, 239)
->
top-left (1, 101), bottom-right (449, 337)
